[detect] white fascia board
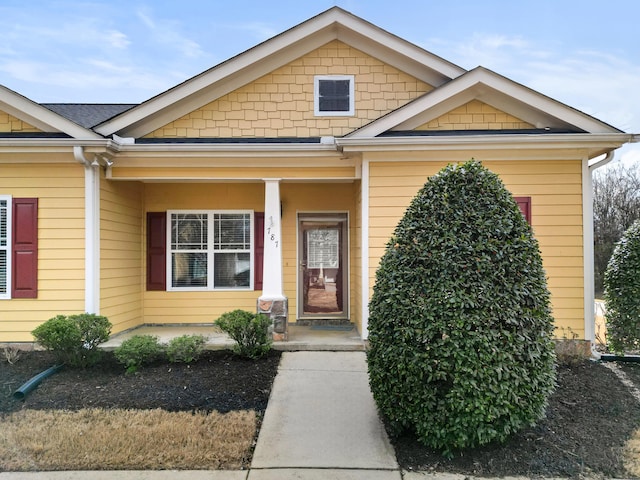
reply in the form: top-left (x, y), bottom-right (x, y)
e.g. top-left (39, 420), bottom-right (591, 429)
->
top-left (111, 142), bottom-right (342, 159)
top-left (108, 34), bottom-right (335, 138)
top-left (337, 132), bottom-right (634, 153)
top-left (348, 68), bottom-right (624, 138)
top-left (96, 14), bottom-right (343, 136)
top-left (333, 18), bottom-right (465, 83)
top-left (96, 7), bottom-right (465, 138)
top-left (0, 87), bottom-right (102, 140)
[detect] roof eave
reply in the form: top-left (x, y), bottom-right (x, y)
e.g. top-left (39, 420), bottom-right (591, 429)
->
top-left (337, 132), bottom-right (634, 155)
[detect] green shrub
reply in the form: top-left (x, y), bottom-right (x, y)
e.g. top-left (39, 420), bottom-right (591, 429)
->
top-left (367, 160), bottom-right (556, 455)
top-left (216, 309), bottom-right (272, 359)
top-left (604, 219), bottom-right (640, 353)
top-left (114, 335), bottom-right (164, 373)
top-left (32, 313), bottom-right (111, 367)
top-left (167, 334), bottom-right (206, 363)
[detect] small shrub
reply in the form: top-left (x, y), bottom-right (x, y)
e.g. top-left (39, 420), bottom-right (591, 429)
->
top-left (216, 310), bottom-right (272, 359)
top-left (167, 334), bottom-right (206, 363)
top-left (367, 160), bottom-right (556, 455)
top-left (32, 313), bottom-right (111, 367)
top-left (604, 219), bottom-right (640, 353)
top-left (114, 335), bottom-right (164, 373)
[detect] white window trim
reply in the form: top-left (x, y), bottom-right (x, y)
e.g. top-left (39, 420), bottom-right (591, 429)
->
top-left (314, 75), bottom-right (355, 116)
top-left (0, 195), bottom-right (12, 300)
top-left (166, 210), bottom-right (254, 292)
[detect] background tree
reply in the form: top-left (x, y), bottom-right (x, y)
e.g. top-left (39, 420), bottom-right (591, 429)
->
top-left (603, 220), bottom-right (640, 352)
top-left (593, 163), bottom-right (640, 297)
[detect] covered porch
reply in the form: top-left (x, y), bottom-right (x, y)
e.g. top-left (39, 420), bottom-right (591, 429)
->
top-left (100, 323), bottom-right (366, 351)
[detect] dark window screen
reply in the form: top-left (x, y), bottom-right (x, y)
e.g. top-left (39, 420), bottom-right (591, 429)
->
top-left (318, 79), bottom-right (350, 112)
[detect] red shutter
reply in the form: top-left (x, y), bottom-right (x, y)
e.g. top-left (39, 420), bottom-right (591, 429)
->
top-left (12, 198), bottom-right (38, 298)
top-left (515, 196), bottom-right (531, 225)
top-left (147, 212), bottom-right (166, 291)
top-left (254, 212), bottom-right (264, 290)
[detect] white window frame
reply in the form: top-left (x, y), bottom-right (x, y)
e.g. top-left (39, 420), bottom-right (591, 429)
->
top-left (0, 195), bottom-right (12, 300)
top-left (314, 75), bottom-right (355, 116)
top-left (166, 210), bottom-right (254, 291)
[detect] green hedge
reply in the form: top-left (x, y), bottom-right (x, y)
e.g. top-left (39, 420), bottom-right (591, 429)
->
top-left (367, 160), bottom-right (556, 455)
top-left (604, 219), bottom-right (640, 353)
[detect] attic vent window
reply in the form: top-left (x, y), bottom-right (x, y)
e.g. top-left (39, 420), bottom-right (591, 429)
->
top-left (314, 75), bottom-right (354, 116)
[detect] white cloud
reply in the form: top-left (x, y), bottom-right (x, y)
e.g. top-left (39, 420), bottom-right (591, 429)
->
top-left (437, 33), bottom-right (640, 135)
top-left (106, 30), bottom-right (130, 49)
top-left (135, 7), bottom-right (204, 59)
top-left (235, 22), bottom-right (280, 42)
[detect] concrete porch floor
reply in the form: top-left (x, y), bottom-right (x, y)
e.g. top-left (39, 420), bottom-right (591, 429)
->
top-left (101, 324), bottom-right (366, 351)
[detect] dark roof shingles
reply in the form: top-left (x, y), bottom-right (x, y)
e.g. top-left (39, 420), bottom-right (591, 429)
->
top-left (41, 103), bottom-right (137, 129)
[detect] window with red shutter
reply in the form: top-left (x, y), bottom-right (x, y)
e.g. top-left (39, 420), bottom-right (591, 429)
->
top-left (514, 196), bottom-right (531, 225)
top-left (12, 198), bottom-right (38, 298)
top-left (146, 212), bottom-right (167, 291)
top-left (148, 211), bottom-right (263, 291)
top-left (254, 212), bottom-right (264, 290)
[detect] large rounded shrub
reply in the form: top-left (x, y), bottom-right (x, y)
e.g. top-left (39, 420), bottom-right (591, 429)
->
top-left (367, 160), bottom-right (556, 454)
top-left (604, 219), bottom-right (640, 353)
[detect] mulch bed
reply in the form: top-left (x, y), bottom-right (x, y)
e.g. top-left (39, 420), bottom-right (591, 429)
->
top-left (2, 351), bottom-right (640, 477)
top-left (394, 360), bottom-right (640, 478)
top-left (0, 349), bottom-right (281, 414)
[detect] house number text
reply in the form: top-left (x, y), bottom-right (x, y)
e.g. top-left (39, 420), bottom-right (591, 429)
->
top-left (267, 216), bottom-right (279, 248)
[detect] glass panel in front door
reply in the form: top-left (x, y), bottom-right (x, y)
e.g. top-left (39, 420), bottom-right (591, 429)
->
top-left (299, 215), bottom-right (347, 317)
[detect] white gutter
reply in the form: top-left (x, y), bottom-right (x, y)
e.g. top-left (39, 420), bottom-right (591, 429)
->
top-left (73, 146), bottom-right (100, 315)
top-left (583, 150), bottom-right (615, 354)
top-left (337, 133), bottom-right (634, 151)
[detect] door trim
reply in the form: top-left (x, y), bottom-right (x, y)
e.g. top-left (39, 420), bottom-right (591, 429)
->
top-left (296, 211), bottom-right (349, 320)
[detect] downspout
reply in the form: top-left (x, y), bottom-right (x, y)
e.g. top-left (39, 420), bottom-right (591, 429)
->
top-left (73, 146), bottom-right (100, 314)
top-left (584, 151), bottom-right (615, 359)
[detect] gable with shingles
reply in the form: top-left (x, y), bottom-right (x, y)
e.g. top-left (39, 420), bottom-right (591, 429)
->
top-left (144, 40), bottom-right (434, 139)
top-left (415, 100), bottom-right (534, 131)
top-left (0, 110), bottom-right (41, 133)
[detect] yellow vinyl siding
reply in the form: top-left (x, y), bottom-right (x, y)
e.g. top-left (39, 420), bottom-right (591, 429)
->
top-left (0, 110), bottom-right (41, 133)
top-left (142, 182), bottom-right (356, 326)
top-left (367, 158), bottom-right (585, 338)
top-left (144, 40), bottom-right (433, 139)
top-left (100, 176), bottom-right (144, 334)
top-left (416, 100), bottom-right (534, 131)
top-left (0, 163), bottom-right (85, 342)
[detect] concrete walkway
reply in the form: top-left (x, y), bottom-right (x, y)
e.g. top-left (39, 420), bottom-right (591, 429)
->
top-left (249, 351), bottom-right (399, 479)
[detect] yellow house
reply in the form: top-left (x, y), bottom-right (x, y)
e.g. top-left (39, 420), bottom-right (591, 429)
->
top-left (0, 7), bottom-right (635, 345)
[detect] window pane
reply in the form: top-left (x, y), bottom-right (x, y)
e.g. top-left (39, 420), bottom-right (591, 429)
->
top-left (171, 214), bottom-right (207, 250)
top-left (172, 252), bottom-right (208, 287)
top-left (0, 250), bottom-right (6, 294)
top-left (214, 252), bottom-right (250, 288)
top-left (0, 200), bottom-right (6, 248)
top-left (318, 79), bottom-right (350, 112)
top-left (214, 213), bottom-right (250, 250)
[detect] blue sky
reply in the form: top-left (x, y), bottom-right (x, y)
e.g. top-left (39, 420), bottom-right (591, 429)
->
top-left (0, 0), bottom-right (638, 165)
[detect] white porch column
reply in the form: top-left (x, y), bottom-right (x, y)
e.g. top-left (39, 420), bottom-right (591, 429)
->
top-left (73, 146), bottom-right (100, 314)
top-left (258, 179), bottom-right (288, 340)
top-left (259, 179), bottom-right (285, 300)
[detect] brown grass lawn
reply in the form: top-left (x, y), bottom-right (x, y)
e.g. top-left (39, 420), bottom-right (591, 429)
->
top-left (0, 408), bottom-right (256, 471)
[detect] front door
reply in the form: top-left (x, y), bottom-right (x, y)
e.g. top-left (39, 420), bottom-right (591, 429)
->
top-left (298, 213), bottom-right (348, 319)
